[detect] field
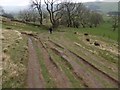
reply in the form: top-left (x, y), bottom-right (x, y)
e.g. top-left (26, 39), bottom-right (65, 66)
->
top-left (1, 17), bottom-right (119, 88)
top-left (84, 2), bottom-right (118, 14)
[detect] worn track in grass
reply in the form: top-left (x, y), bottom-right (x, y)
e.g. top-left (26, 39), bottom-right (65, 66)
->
top-left (48, 39), bottom-right (119, 87)
top-left (36, 38), bottom-right (71, 88)
top-left (25, 32), bottom-right (119, 88)
top-left (27, 37), bottom-right (45, 88)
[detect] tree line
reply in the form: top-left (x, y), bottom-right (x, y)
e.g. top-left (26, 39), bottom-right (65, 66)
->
top-left (1, 0), bottom-right (118, 30)
top-left (17, 0), bottom-right (104, 28)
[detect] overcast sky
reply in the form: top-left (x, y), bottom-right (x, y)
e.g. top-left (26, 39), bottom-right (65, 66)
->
top-left (0, 0), bottom-right (100, 6)
top-left (0, 0), bottom-right (119, 6)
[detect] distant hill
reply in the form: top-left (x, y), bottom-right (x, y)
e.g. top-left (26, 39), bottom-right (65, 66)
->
top-left (2, 6), bottom-right (29, 13)
top-left (83, 2), bottom-right (118, 14)
top-left (2, 2), bottom-right (118, 14)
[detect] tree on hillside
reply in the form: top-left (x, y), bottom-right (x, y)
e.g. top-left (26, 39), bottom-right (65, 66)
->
top-left (44, 0), bottom-right (64, 28)
top-left (18, 9), bottom-right (31, 22)
top-left (112, 16), bottom-right (118, 31)
top-left (73, 3), bottom-right (86, 28)
top-left (77, 5), bottom-right (90, 28)
top-left (60, 2), bottom-right (90, 28)
top-left (63, 2), bottom-right (76, 27)
top-left (89, 12), bottom-right (103, 27)
top-left (31, 0), bottom-right (43, 25)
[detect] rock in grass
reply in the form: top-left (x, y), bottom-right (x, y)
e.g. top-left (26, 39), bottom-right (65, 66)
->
top-left (15, 39), bottom-right (19, 43)
top-left (3, 48), bottom-right (8, 53)
top-left (74, 32), bottom-right (78, 34)
top-left (20, 58), bottom-right (23, 61)
top-left (12, 47), bottom-right (15, 49)
top-left (18, 37), bottom-right (22, 40)
top-left (7, 44), bottom-right (10, 48)
top-left (0, 35), bottom-right (5, 40)
top-left (84, 33), bottom-right (88, 36)
top-left (2, 56), bottom-right (6, 61)
top-left (94, 42), bottom-right (100, 46)
top-left (86, 38), bottom-right (90, 42)
top-left (24, 46), bottom-right (28, 50)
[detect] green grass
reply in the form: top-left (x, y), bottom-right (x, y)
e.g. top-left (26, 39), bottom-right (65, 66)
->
top-left (84, 2), bottom-right (118, 14)
top-left (49, 31), bottom-right (118, 81)
top-left (2, 16), bottom-right (118, 41)
top-left (2, 19), bottom-right (47, 33)
top-left (57, 22), bottom-right (118, 41)
top-left (32, 40), bottom-right (56, 88)
top-left (98, 50), bottom-right (118, 64)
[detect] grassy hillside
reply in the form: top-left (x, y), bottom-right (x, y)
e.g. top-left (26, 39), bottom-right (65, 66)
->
top-left (2, 16), bottom-right (118, 41)
top-left (2, 17), bottom-right (118, 88)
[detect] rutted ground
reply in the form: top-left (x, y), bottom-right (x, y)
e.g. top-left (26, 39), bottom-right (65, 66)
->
top-left (38, 31), bottom-right (119, 88)
top-left (27, 38), bottom-right (45, 88)
top-left (2, 29), bottom-right (119, 88)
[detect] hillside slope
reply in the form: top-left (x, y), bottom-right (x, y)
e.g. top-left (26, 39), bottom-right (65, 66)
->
top-left (84, 2), bottom-right (118, 13)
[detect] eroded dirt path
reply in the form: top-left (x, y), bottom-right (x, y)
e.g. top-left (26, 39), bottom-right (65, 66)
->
top-left (47, 39), bottom-right (119, 88)
top-left (37, 38), bottom-right (71, 88)
top-left (27, 38), bottom-right (45, 88)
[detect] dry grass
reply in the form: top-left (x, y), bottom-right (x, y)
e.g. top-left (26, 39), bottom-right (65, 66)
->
top-left (2, 30), bottom-right (28, 88)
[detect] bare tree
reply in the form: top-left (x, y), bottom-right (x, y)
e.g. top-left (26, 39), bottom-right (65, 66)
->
top-left (44, 0), bottom-right (64, 28)
top-left (63, 2), bottom-right (76, 27)
top-left (112, 16), bottom-right (118, 31)
top-left (31, 0), bottom-right (43, 25)
top-left (60, 2), bottom-right (87, 28)
top-left (72, 3), bottom-right (87, 28)
top-left (18, 9), bottom-right (30, 22)
top-left (18, 9), bottom-right (39, 23)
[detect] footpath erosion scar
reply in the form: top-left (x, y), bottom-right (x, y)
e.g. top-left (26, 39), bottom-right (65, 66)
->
top-left (27, 38), bottom-right (45, 88)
